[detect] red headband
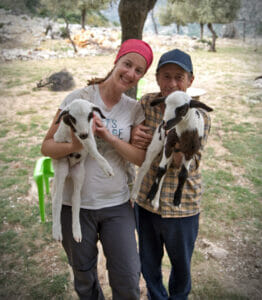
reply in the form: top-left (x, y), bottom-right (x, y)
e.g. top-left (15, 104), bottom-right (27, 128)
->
top-left (114, 39), bottom-right (153, 72)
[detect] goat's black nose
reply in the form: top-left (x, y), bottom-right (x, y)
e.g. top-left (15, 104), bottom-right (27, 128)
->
top-left (79, 133), bottom-right (88, 140)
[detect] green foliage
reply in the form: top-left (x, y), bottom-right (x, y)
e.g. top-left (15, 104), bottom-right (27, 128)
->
top-left (0, 0), bottom-right (43, 14)
top-left (59, 26), bottom-right (69, 38)
top-left (161, 0), bottom-right (241, 27)
top-left (257, 22), bottom-right (262, 35)
top-left (40, 0), bottom-right (112, 24)
top-left (86, 10), bottom-right (110, 27)
top-left (78, 0), bottom-right (110, 11)
top-left (25, 0), bottom-right (41, 13)
top-left (59, 12), bottom-right (80, 24)
top-left (158, 2), bottom-right (187, 27)
top-left (199, 0), bottom-right (241, 24)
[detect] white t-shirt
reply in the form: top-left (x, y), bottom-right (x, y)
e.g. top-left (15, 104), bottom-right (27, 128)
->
top-left (59, 84), bottom-right (144, 209)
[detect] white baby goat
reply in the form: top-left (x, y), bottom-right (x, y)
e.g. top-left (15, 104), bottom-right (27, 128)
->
top-left (131, 91), bottom-right (213, 210)
top-left (52, 99), bottom-right (114, 242)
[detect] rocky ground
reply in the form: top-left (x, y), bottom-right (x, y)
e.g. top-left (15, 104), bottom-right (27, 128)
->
top-left (0, 8), bottom-right (209, 62)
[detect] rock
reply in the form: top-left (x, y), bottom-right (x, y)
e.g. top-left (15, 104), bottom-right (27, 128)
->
top-left (37, 69), bottom-right (75, 91)
top-left (254, 76), bottom-right (262, 88)
top-left (201, 238), bottom-right (229, 260)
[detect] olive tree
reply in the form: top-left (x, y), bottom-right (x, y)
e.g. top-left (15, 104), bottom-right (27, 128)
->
top-left (198, 0), bottom-right (241, 51)
top-left (158, 1), bottom-right (188, 34)
top-left (78, 0), bottom-right (112, 30)
top-left (161, 0), bottom-right (241, 51)
top-left (118, 0), bottom-right (157, 42)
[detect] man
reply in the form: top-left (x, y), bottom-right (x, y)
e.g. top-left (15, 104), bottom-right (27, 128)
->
top-left (132, 49), bottom-right (211, 299)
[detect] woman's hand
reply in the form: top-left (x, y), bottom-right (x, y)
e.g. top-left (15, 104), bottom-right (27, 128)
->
top-left (93, 114), bottom-right (115, 143)
top-left (70, 129), bottom-right (83, 153)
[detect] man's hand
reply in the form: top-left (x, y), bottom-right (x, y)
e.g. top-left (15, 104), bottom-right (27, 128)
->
top-left (131, 124), bottom-right (152, 150)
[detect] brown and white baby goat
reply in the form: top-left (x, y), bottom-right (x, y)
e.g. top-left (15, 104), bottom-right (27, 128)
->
top-left (52, 99), bottom-right (114, 243)
top-left (131, 91), bottom-right (213, 210)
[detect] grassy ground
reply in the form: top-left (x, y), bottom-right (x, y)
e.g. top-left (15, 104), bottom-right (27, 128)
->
top-left (0, 38), bottom-right (261, 299)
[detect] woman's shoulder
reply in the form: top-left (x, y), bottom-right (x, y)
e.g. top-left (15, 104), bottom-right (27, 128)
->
top-left (120, 93), bottom-right (140, 109)
top-left (121, 92), bottom-right (137, 103)
top-left (61, 85), bottom-right (97, 108)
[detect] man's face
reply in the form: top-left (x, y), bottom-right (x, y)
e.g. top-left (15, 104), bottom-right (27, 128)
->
top-left (156, 63), bottom-right (194, 97)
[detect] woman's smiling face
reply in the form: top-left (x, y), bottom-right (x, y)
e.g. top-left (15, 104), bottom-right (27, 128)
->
top-left (112, 52), bottom-right (147, 91)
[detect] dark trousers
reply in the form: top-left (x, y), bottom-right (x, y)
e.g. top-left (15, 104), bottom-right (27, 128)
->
top-left (61, 202), bottom-right (140, 300)
top-left (135, 204), bottom-right (199, 300)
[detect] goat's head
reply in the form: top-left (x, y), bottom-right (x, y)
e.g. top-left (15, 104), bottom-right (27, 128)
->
top-left (151, 91), bottom-right (213, 130)
top-left (56, 99), bottom-right (106, 140)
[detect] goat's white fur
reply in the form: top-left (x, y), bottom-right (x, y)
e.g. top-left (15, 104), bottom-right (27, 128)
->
top-left (52, 99), bottom-right (114, 242)
top-left (131, 91), bottom-right (212, 210)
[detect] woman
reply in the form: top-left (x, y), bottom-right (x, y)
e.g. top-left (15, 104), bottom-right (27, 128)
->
top-left (41, 39), bottom-right (153, 300)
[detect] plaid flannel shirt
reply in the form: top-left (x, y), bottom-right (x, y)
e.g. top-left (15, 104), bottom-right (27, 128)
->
top-left (136, 92), bottom-right (211, 218)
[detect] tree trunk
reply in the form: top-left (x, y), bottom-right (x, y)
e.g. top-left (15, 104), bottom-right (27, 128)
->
top-left (177, 24), bottom-right (180, 34)
top-left (64, 18), bottom-right (78, 53)
top-left (118, 0), bottom-right (157, 98)
top-left (207, 23), bottom-right (217, 52)
top-left (151, 9), bottom-right (158, 35)
top-left (200, 22), bottom-right (204, 40)
top-left (81, 8), bottom-right (86, 30)
top-left (118, 0), bottom-right (157, 42)
top-left (243, 21), bottom-right (246, 42)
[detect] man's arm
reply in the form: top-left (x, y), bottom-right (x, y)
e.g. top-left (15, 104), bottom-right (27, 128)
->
top-left (130, 123), bottom-right (153, 150)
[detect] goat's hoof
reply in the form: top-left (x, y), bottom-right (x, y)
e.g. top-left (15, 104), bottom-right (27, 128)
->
top-left (151, 200), bottom-right (159, 210)
top-left (173, 192), bottom-right (182, 206)
top-left (173, 198), bottom-right (181, 207)
top-left (131, 186), bottom-right (139, 200)
top-left (73, 227), bottom-right (82, 243)
top-left (52, 227), bottom-right (63, 242)
top-left (73, 235), bottom-right (82, 243)
top-left (104, 166), bottom-right (114, 177)
top-left (131, 191), bottom-right (138, 201)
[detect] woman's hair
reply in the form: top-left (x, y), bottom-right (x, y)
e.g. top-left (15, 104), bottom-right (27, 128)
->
top-left (87, 68), bottom-right (114, 86)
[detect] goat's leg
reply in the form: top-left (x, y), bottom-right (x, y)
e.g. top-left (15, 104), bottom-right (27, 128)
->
top-left (131, 127), bottom-right (165, 201)
top-left (173, 159), bottom-right (192, 206)
top-left (85, 138), bottom-right (114, 177)
top-left (149, 129), bottom-right (178, 210)
top-left (82, 122), bottom-right (114, 177)
top-left (70, 160), bottom-right (85, 243)
top-left (52, 158), bottom-right (69, 241)
top-left (148, 166), bottom-right (166, 210)
top-left (149, 155), bottom-right (173, 210)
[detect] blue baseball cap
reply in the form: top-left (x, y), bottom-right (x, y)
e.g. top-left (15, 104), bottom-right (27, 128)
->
top-left (156, 49), bottom-right (193, 74)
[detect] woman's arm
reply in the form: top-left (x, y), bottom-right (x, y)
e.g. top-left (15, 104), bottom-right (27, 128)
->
top-left (93, 116), bottom-right (146, 166)
top-left (41, 110), bottom-right (83, 160)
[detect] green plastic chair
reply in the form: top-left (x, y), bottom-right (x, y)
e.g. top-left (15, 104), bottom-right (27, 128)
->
top-left (136, 78), bottom-right (146, 100)
top-left (33, 157), bottom-right (54, 222)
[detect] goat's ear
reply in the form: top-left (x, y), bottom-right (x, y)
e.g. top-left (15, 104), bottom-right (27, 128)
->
top-left (63, 114), bottom-right (76, 132)
top-left (190, 100), bottom-right (213, 112)
top-left (55, 110), bottom-right (69, 124)
top-left (92, 107), bottom-right (106, 119)
top-left (150, 97), bottom-right (166, 106)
